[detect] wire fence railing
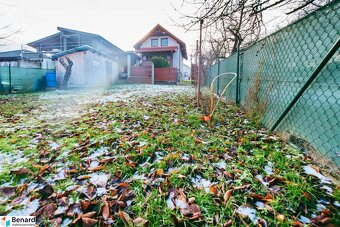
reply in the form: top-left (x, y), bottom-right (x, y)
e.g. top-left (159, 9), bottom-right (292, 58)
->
top-left (0, 66), bottom-right (55, 94)
top-left (206, 1), bottom-right (340, 165)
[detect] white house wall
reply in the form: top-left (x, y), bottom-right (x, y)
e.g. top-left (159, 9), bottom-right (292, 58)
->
top-left (56, 51), bottom-right (86, 86)
top-left (56, 50), bottom-right (119, 87)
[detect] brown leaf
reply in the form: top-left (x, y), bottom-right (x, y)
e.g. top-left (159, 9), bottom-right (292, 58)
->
top-left (90, 165), bottom-right (105, 172)
top-left (117, 182), bottom-right (129, 188)
top-left (223, 220), bottom-right (232, 226)
top-left (102, 201), bottom-right (110, 220)
top-left (194, 138), bottom-right (203, 143)
top-left (119, 210), bottom-right (132, 225)
top-left (39, 184), bottom-right (54, 199)
top-left (223, 189), bottom-right (233, 203)
top-left (82, 211), bottom-right (97, 218)
top-left (0, 186), bottom-right (16, 197)
top-left (210, 185), bottom-right (218, 195)
top-left (133, 217), bottom-right (148, 226)
top-left (11, 168), bottom-right (29, 176)
top-left (33, 203), bottom-right (57, 218)
top-left (66, 169), bottom-right (78, 174)
top-left (16, 183), bottom-right (28, 195)
top-left (77, 175), bottom-right (92, 180)
top-left (291, 221), bottom-right (303, 227)
top-left (38, 164), bottom-right (50, 175)
top-left (181, 204), bottom-right (201, 220)
top-left (203, 115), bottom-right (212, 122)
top-left (276, 214), bottom-right (285, 222)
top-left (82, 217), bottom-right (98, 227)
top-left (100, 157), bottom-right (115, 164)
top-left (154, 169), bottom-right (164, 177)
top-left (233, 184), bottom-right (250, 190)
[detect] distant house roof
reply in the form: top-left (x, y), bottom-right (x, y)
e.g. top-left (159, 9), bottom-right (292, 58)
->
top-left (51, 45), bottom-right (114, 60)
top-left (28, 27), bottom-right (124, 54)
top-left (0, 50), bottom-right (41, 62)
top-left (134, 24), bottom-right (188, 59)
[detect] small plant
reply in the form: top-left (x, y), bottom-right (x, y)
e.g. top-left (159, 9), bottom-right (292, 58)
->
top-left (245, 62), bottom-right (271, 124)
top-left (151, 56), bottom-right (169, 68)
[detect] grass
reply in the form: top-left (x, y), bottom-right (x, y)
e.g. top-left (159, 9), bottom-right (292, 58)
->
top-left (0, 87), bottom-right (339, 226)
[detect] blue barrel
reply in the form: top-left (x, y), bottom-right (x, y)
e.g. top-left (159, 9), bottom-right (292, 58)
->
top-left (46, 72), bottom-right (57, 87)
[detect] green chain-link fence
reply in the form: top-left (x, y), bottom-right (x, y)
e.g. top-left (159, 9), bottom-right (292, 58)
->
top-left (0, 66), bottom-right (55, 94)
top-left (206, 1), bottom-right (340, 165)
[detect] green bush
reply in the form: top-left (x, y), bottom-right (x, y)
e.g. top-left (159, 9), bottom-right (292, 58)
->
top-left (151, 56), bottom-right (169, 68)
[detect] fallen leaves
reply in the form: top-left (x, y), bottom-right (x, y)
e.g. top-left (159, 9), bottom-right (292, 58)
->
top-left (133, 217), bottom-right (148, 226)
top-left (1, 87), bottom-right (339, 226)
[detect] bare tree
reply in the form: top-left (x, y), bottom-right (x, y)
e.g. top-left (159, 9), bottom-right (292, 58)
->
top-left (174, 0), bottom-right (332, 58)
top-left (59, 57), bottom-right (73, 89)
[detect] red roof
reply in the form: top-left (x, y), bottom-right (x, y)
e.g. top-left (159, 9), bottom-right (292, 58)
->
top-left (136, 46), bottom-right (178, 53)
top-left (134, 24), bottom-right (188, 59)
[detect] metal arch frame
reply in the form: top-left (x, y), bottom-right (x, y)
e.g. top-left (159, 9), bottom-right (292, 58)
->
top-left (209, 72), bottom-right (237, 117)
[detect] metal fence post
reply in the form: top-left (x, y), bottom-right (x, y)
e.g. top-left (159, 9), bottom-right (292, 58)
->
top-left (236, 46), bottom-right (240, 104)
top-left (8, 64), bottom-right (11, 94)
top-left (217, 60), bottom-right (220, 95)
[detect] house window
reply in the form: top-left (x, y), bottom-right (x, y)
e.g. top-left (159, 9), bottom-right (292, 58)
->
top-left (161, 38), bottom-right (168, 46)
top-left (151, 38), bottom-right (158, 47)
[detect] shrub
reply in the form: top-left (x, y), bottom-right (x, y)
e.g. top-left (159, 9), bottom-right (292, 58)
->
top-left (151, 56), bottom-right (169, 68)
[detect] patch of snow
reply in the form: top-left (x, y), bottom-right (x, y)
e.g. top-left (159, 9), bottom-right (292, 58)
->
top-left (316, 203), bottom-right (326, 211)
top-left (255, 201), bottom-right (266, 209)
top-left (89, 173), bottom-right (111, 187)
top-left (0, 151), bottom-right (27, 172)
top-left (256, 175), bottom-right (269, 187)
top-left (334, 201), bottom-right (340, 207)
top-left (166, 192), bottom-right (175, 210)
top-left (264, 162), bottom-right (273, 175)
top-left (7, 199), bottom-right (40, 216)
top-left (213, 161), bottom-right (227, 170)
top-left (298, 215), bottom-right (310, 224)
top-left (237, 206), bottom-right (258, 224)
top-left (89, 147), bottom-right (108, 159)
top-left (96, 187), bottom-right (107, 196)
top-left (191, 176), bottom-right (214, 193)
top-left (303, 165), bottom-right (332, 184)
top-left (320, 185), bottom-right (333, 195)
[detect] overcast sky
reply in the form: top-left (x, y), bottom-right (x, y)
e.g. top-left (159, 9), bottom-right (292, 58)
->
top-left (1, 0), bottom-right (294, 60)
top-left (0, 0), bottom-right (200, 59)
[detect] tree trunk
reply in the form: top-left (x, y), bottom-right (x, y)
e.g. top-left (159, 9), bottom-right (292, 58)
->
top-left (59, 57), bottom-right (73, 89)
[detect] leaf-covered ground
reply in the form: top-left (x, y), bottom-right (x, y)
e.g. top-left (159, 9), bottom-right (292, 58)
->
top-left (0, 85), bottom-right (339, 226)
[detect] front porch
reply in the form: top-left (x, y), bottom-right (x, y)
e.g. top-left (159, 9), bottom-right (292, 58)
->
top-left (128, 61), bottom-right (179, 84)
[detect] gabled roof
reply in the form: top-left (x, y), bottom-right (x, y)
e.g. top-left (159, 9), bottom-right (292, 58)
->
top-left (27, 27), bottom-right (124, 54)
top-left (57, 27), bottom-right (123, 53)
top-left (0, 49), bottom-right (41, 61)
top-left (134, 24), bottom-right (188, 59)
top-left (27, 32), bottom-right (61, 47)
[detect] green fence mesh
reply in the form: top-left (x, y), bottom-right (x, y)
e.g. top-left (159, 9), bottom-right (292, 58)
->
top-left (0, 66), bottom-right (55, 94)
top-left (206, 1), bottom-right (340, 165)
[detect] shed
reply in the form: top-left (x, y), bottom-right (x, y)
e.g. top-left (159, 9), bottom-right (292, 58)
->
top-left (52, 45), bottom-right (119, 87)
top-left (0, 49), bottom-right (41, 68)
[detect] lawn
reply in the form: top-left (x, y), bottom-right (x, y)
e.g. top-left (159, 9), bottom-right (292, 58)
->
top-left (0, 85), bottom-right (339, 226)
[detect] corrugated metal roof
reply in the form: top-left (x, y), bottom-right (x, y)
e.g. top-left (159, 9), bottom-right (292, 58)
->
top-left (0, 50), bottom-right (41, 61)
top-left (51, 45), bottom-right (114, 60)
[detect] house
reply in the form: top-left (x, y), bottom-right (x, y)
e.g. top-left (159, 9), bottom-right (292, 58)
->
top-left (130, 24), bottom-right (188, 84)
top-left (28, 27), bottom-right (123, 56)
top-left (183, 64), bottom-right (191, 80)
top-left (27, 27), bottom-right (125, 87)
top-left (52, 45), bottom-right (119, 87)
top-left (0, 49), bottom-right (41, 68)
